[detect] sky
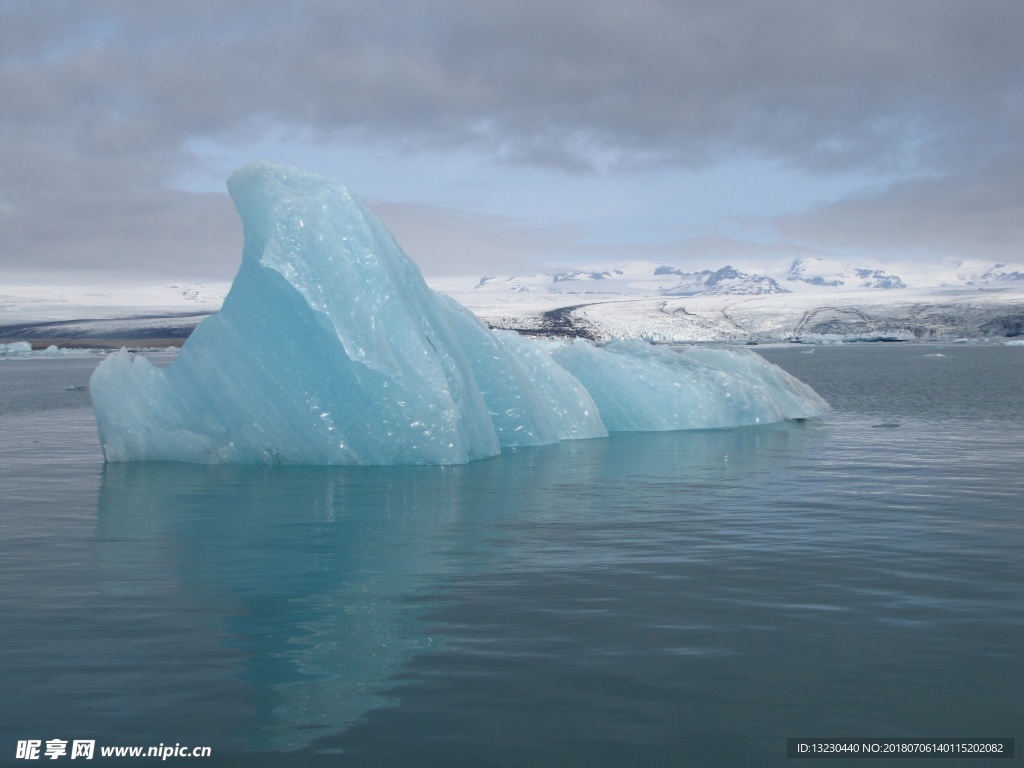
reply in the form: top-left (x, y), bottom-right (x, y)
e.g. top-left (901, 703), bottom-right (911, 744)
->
top-left (2, 0), bottom-right (1023, 285)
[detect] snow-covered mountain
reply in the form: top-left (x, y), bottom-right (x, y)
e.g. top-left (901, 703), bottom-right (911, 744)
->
top-left (0, 283), bottom-right (227, 319)
top-left (659, 265), bottom-right (790, 296)
top-left (4, 260), bottom-right (1024, 346)
top-left (464, 257), bottom-right (1024, 299)
top-left (470, 258), bottom-right (952, 298)
top-left (960, 263), bottom-right (1024, 286)
top-left (437, 258), bottom-right (1024, 343)
top-left (787, 256), bottom-right (906, 289)
top-left (473, 262), bottom-right (790, 298)
top-left (0, 282), bottom-right (228, 345)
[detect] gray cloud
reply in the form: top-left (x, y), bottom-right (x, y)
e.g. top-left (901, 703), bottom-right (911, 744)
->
top-left (778, 149), bottom-right (1024, 263)
top-left (371, 201), bottom-right (573, 277)
top-left (102, 0), bottom-right (1024, 171)
top-left (1, 0), bottom-right (1022, 281)
top-left (0, 143), bottom-right (240, 283)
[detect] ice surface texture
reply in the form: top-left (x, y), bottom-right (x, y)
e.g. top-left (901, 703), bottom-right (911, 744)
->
top-left (553, 340), bottom-right (828, 431)
top-left (0, 341), bottom-right (32, 357)
top-left (91, 162), bottom-right (827, 465)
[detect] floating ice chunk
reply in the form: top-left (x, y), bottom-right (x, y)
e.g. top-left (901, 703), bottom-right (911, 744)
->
top-left (92, 162), bottom-right (499, 464)
top-left (439, 293), bottom-right (606, 446)
top-left (551, 339), bottom-right (829, 431)
top-left (489, 329), bottom-right (607, 442)
top-left (0, 341), bottom-right (32, 357)
top-left (91, 162), bottom-right (828, 465)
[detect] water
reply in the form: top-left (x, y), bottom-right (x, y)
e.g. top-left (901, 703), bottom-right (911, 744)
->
top-left (1, 345), bottom-right (1021, 766)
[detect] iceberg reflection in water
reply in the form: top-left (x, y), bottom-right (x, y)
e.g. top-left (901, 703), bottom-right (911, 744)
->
top-left (94, 460), bottom-right (466, 750)
top-left (87, 423), bottom-right (809, 752)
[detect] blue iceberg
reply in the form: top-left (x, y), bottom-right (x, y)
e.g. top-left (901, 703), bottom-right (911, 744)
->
top-left (553, 339), bottom-right (828, 431)
top-left (91, 162), bottom-right (827, 465)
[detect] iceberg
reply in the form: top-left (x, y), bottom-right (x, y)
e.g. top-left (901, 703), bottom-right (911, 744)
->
top-left (0, 341), bottom-right (32, 357)
top-left (91, 162), bottom-right (828, 465)
top-left (438, 294), bottom-right (607, 446)
top-left (552, 340), bottom-right (828, 431)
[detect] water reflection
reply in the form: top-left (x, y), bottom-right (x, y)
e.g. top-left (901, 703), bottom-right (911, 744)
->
top-left (96, 461), bottom-right (483, 750)
top-left (92, 424), bottom-right (814, 752)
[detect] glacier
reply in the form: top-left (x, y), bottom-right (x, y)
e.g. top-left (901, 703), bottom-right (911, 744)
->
top-left (90, 162), bottom-right (828, 465)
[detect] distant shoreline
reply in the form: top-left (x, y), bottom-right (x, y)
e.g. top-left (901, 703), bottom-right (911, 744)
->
top-left (21, 338), bottom-right (185, 350)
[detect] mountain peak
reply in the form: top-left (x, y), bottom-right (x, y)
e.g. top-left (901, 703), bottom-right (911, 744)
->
top-left (788, 256), bottom-right (905, 289)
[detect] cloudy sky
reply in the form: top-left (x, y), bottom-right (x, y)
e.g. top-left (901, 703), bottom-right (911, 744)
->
top-left (2, 0), bottom-right (1022, 285)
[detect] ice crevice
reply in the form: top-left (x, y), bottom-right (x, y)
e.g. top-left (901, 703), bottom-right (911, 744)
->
top-left (90, 162), bottom-right (829, 465)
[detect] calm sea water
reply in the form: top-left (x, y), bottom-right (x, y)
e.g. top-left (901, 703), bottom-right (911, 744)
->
top-left (1, 344), bottom-right (1021, 766)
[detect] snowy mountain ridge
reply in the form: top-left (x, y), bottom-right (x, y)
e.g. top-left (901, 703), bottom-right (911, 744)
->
top-left (786, 256), bottom-right (906, 289)
top-left (437, 258), bottom-right (1024, 343)
top-left (3, 259), bottom-right (1024, 345)
top-left (471, 261), bottom-right (789, 298)
top-left (960, 263), bottom-right (1024, 286)
top-left (468, 257), bottom-right (1024, 298)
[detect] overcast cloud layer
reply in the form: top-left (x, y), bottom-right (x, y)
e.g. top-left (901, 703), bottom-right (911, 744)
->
top-left (2, 0), bottom-right (1022, 283)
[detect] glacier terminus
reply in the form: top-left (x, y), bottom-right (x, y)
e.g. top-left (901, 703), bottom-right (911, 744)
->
top-left (90, 162), bottom-right (829, 465)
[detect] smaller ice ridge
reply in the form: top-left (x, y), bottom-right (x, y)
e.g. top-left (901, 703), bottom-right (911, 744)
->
top-left (90, 163), bottom-right (829, 465)
top-left (0, 341), bottom-right (33, 357)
